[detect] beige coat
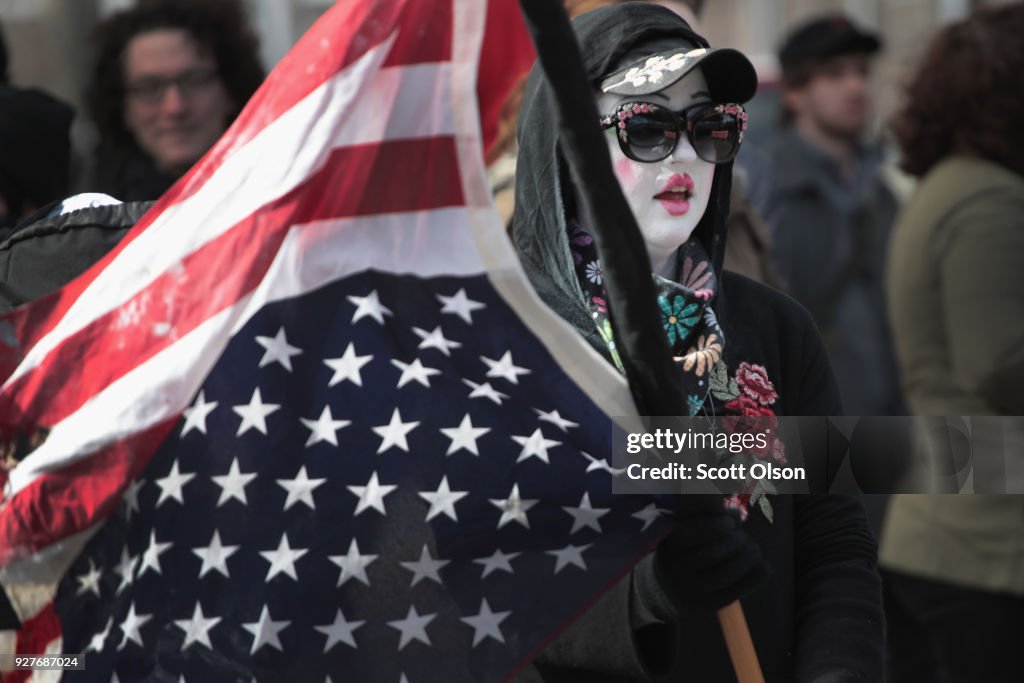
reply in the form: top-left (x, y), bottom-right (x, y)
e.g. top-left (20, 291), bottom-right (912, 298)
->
top-left (881, 156), bottom-right (1024, 595)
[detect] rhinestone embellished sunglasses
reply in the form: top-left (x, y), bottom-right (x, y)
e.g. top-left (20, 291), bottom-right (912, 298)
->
top-left (598, 101), bottom-right (748, 164)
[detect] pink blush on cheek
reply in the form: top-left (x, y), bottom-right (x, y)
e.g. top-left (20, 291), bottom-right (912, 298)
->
top-left (613, 157), bottom-right (640, 191)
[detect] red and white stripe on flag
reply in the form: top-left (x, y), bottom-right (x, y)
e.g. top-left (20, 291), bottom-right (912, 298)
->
top-left (0, 0), bottom-right (475, 562)
top-left (0, 0), bottom-right (633, 671)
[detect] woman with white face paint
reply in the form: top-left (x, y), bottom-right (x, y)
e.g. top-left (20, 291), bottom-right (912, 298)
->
top-left (595, 70), bottom-right (717, 277)
top-left (510, 4), bottom-right (883, 681)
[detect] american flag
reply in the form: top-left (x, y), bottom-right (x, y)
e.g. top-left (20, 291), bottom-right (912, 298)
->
top-left (0, 1), bottom-right (672, 680)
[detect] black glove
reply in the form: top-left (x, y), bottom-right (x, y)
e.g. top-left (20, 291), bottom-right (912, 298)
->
top-left (640, 494), bottom-right (770, 615)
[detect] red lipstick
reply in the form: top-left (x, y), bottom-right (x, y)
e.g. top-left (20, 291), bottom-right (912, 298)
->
top-left (653, 173), bottom-right (695, 216)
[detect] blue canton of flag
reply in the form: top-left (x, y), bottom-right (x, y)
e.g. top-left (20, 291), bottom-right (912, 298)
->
top-left (54, 272), bottom-right (671, 682)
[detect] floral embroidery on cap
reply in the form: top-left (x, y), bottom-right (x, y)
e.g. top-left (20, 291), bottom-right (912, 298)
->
top-left (620, 49), bottom-right (706, 88)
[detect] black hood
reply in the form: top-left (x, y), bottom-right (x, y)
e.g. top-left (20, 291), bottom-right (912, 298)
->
top-left (0, 85), bottom-right (74, 216)
top-left (510, 2), bottom-right (738, 356)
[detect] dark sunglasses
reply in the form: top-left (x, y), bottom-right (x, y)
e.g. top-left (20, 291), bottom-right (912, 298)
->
top-left (598, 101), bottom-right (747, 164)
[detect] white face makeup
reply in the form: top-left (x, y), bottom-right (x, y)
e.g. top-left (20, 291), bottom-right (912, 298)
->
top-left (598, 69), bottom-right (716, 277)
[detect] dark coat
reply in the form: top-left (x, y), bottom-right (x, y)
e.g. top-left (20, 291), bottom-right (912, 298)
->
top-left (87, 143), bottom-right (178, 203)
top-left (509, 5), bottom-right (883, 681)
top-left (752, 128), bottom-right (903, 416)
top-left (0, 200), bottom-right (149, 313)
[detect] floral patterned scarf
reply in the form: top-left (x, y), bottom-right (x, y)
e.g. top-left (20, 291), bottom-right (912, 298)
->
top-left (568, 218), bottom-right (726, 417)
top-left (568, 218), bottom-right (791, 522)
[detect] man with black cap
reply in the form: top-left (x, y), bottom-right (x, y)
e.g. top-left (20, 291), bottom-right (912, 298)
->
top-left (749, 13), bottom-right (904, 418)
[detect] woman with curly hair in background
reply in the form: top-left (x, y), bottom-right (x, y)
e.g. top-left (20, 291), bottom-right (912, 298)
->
top-left (881, 4), bottom-right (1024, 681)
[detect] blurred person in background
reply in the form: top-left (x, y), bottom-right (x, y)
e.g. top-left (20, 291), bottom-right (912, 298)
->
top-left (85, 0), bottom-right (264, 201)
top-left (750, 14), bottom-right (903, 416)
top-left (881, 5), bottom-right (1024, 682)
top-left (0, 85), bottom-right (74, 241)
top-left (1, 15), bottom-right (75, 237)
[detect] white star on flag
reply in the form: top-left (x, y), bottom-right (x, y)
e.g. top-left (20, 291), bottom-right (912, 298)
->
top-left (329, 539), bottom-right (378, 588)
top-left (119, 603), bottom-right (152, 649)
top-left (243, 606), bottom-right (289, 654)
top-left (562, 492), bottom-right (611, 533)
top-left (300, 405), bottom-right (351, 447)
top-left (86, 617), bottom-right (113, 653)
top-left (437, 288), bottom-right (485, 323)
top-left (137, 530), bottom-right (173, 578)
top-left (463, 378), bottom-right (508, 405)
top-left (323, 342), bottom-right (373, 387)
top-left (181, 391), bottom-right (218, 436)
top-left (481, 351), bottom-right (531, 384)
top-left (255, 327), bottom-right (302, 371)
top-left (461, 598), bottom-right (512, 646)
top-left (440, 414), bottom-right (490, 456)
top-left (387, 606), bottom-right (436, 650)
top-left (122, 478), bottom-right (144, 520)
top-left (490, 483), bottom-right (538, 529)
top-left (400, 545), bottom-right (450, 586)
top-left (210, 458), bottom-right (257, 506)
top-left (391, 358), bottom-right (441, 388)
top-left (315, 609), bottom-right (366, 651)
top-left (547, 543), bottom-right (593, 573)
top-left (75, 559), bottom-right (102, 597)
top-left (259, 534), bottom-right (308, 581)
top-left (114, 550), bottom-right (138, 594)
top-left (173, 604), bottom-right (221, 649)
top-left (412, 326), bottom-right (462, 356)
top-left (512, 428), bottom-right (561, 464)
top-left (192, 530), bottom-right (239, 579)
top-left (277, 465), bottom-right (326, 511)
top-left (347, 471), bottom-right (398, 516)
top-left (633, 503), bottom-right (667, 531)
top-left (474, 549), bottom-right (521, 577)
top-left (232, 388), bottom-right (280, 436)
top-left (372, 408), bottom-right (419, 453)
top-left (347, 290), bottom-right (393, 324)
top-left (155, 460), bottom-right (195, 506)
top-left (419, 475), bottom-right (469, 522)
top-left (581, 451), bottom-right (625, 475)
top-left (536, 408), bottom-right (579, 432)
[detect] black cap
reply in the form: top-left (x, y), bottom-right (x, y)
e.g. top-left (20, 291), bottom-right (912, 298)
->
top-left (600, 37), bottom-right (758, 104)
top-left (778, 14), bottom-right (881, 71)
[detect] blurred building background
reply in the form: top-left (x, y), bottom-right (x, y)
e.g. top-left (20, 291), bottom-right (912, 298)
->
top-left (0, 0), bottom-right (1017, 169)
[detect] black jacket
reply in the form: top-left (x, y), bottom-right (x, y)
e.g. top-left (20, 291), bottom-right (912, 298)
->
top-left (88, 143), bottom-right (178, 203)
top-left (0, 201), bottom-right (150, 313)
top-left (509, 5), bottom-right (883, 681)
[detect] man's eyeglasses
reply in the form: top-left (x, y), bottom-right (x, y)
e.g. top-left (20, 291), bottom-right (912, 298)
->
top-left (598, 101), bottom-right (748, 164)
top-left (125, 67), bottom-right (220, 104)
